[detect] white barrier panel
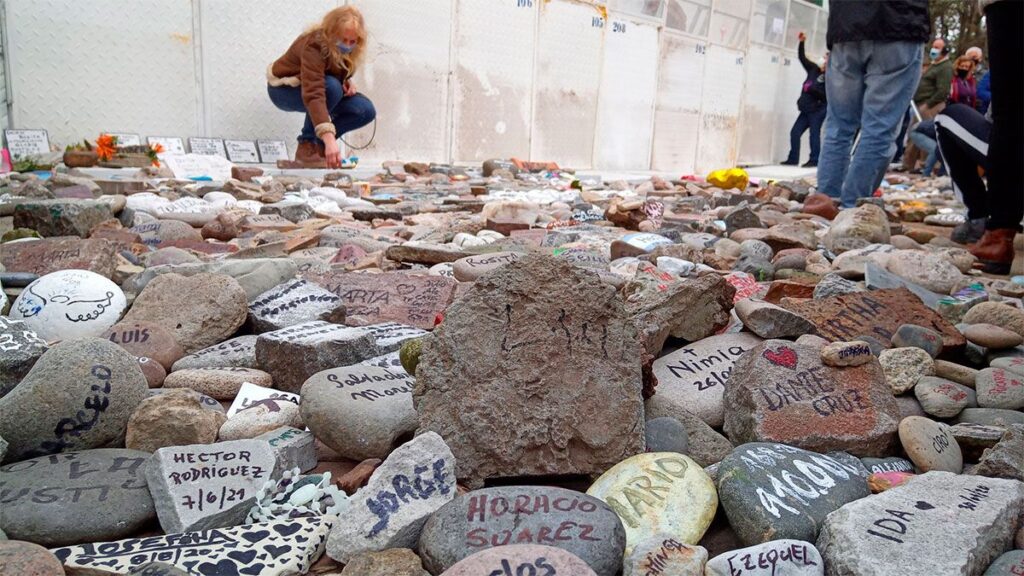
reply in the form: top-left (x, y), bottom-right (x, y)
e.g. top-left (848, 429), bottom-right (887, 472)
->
top-left (451, 0), bottom-right (537, 163)
top-left (737, 45), bottom-right (783, 165)
top-left (347, 0), bottom-right (454, 162)
top-left (651, 33), bottom-right (706, 175)
top-left (709, 0), bottom-right (752, 50)
top-left (750, 0), bottom-right (787, 47)
top-left (200, 0), bottom-right (337, 157)
top-left (593, 13), bottom-right (660, 171)
top-left (695, 44), bottom-right (745, 174)
top-left (530, 0), bottom-right (604, 168)
top-left (665, 0), bottom-right (712, 38)
top-left (7, 0), bottom-right (199, 147)
top-left (771, 49), bottom-right (808, 164)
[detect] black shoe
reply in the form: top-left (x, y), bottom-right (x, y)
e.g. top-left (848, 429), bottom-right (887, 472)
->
top-left (802, 160), bottom-right (818, 168)
top-left (780, 159), bottom-right (798, 166)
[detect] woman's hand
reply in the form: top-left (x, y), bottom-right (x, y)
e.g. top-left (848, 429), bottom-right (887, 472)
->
top-left (798, 31), bottom-right (806, 42)
top-left (344, 80), bottom-right (357, 97)
top-left (322, 134), bottom-right (343, 169)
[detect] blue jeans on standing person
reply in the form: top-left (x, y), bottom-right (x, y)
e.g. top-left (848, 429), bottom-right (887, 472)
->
top-left (267, 75), bottom-right (376, 144)
top-left (817, 41), bottom-right (923, 208)
top-left (785, 107), bottom-right (827, 165)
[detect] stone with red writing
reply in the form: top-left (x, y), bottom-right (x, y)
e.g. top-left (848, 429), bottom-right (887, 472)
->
top-left (0, 338), bottom-right (148, 464)
top-left (990, 356), bottom-right (1024, 378)
top-left (723, 340), bottom-right (899, 456)
top-left (879, 347), bottom-right (935, 394)
top-left (304, 271), bottom-right (457, 330)
top-left (247, 279), bottom-right (345, 333)
top-left (716, 443), bottom-right (870, 546)
top-left (623, 537), bottom-right (706, 576)
top-left (816, 472), bottom-right (1024, 576)
top-left (0, 449), bottom-right (155, 546)
top-left (652, 333), bottom-right (762, 429)
top-left (976, 368), bottom-right (1024, 410)
top-left (891, 324), bottom-right (945, 358)
top-left (163, 367), bottom-right (272, 400)
top-left (301, 364), bottom-right (417, 460)
top-left (705, 539), bottom-right (824, 576)
top-left (101, 320), bottom-right (185, 370)
top-left (415, 254), bottom-right (645, 488)
top-left (144, 438), bottom-right (277, 533)
top-left (443, 544), bottom-right (599, 576)
top-left (218, 398), bottom-right (302, 441)
top-left (0, 237), bottom-right (117, 278)
top-left (0, 317), bottom-right (48, 398)
top-left (418, 485), bottom-right (626, 576)
top-left (984, 550), bottom-right (1024, 576)
top-left (0, 541), bottom-right (65, 576)
top-left (452, 251), bottom-right (522, 282)
top-left (125, 389), bottom-right (226, 452)
top-left (914, 377), bottom-right (976, 418)
top-left (899, 416), bottom-right (963, 473)
top-left (734, 299), bottom-right (816, 339)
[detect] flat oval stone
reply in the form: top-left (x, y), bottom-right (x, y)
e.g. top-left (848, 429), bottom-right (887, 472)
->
top-left (0, 449), bottom-right (155, 546)
top-left (452, 252), bottom-right (522, 282)
top-left (716, 442), bottom-right (870, 546)
top-left (301, 364), bottom-right (417, 460)
top-left (991, 356), bottom-right (1024, 377)
top-left (101, 320), bottom-right (185, 370)
top-left (706, 539), bottom-right (824, 576)
top-left (891, 324), bottom-right (944, 358)
top-left (442, 544), bottom-right (597, 576)
top-left (10, 269), bottom-right (127, 342)
top-left (419, 486), bottom-right (626, 576)
top-left (933, 359), bottom-right (978, 387)
top-left (913, 377), bottom-right (976, 418)
top-left (964, 323), bottom-right (1023, 350)
top-left (898, 416), bottom-right (963, 473)
top-left (976, 368), bottom-right (1024, 410)
top-left (162, 367), bottom-right (272, 400)
top-left (953, 408), bottom-right (1024, 427)
top-left (170, 335), bottom-right (258, 371)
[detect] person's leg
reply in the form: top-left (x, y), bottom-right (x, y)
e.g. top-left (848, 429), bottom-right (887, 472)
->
top-left (908, 131), bottom-right (932, 173)
top-left (920, 136), bottom-right (939, 176)
top-left (267, 84), bottom-right (314, 142)
top-left (840, 41), bottom-right (923, 208)
top-left (806, 107), bottom-right (826, 165)
top-left (892, 108), bottom-right (911, 163)
top-left (934, 109), bottom-right (989, 217)
top-left (302, 76), bottom-right (347, 146)
top-left (817, 42), bottom-right (865, 200)
top-left (331, 93), bottom-right (377, 137)
top-left (784, 112), bottom-right (810, 164)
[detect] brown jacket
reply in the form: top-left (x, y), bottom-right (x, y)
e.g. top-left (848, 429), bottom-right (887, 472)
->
top-left (268, 31), bottom-right (350, 138)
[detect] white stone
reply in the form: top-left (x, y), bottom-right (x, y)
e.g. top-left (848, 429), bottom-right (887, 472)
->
top-left (706, 539), bottom-right (824, 576)
top-left (10, 269), bottom-right (127, 342)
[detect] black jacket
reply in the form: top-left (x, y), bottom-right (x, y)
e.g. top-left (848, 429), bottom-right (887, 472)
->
top-left (826, 0), bottom-right (930, 48)
top-left (797, 40), bottom-right (827, 112)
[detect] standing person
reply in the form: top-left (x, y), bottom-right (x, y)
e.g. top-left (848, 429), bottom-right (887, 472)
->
top-left (968, 0), bottom-right (1023, 273)
top-left (781, 32), bottom-right (827, 168)
top-left (267, 6), bottom-right (376, 168)
top-left (816, 0), bottom-right (930, 208)
top-left (948, 55), bottom-right (978, 109)
top-left (902, 38), bottom-right (953, 170)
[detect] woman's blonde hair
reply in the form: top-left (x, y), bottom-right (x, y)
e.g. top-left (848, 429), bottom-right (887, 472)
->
top-left (306, 6), bottom-right (367, 76)
top-left (954, 55), bottom-right (975, 74)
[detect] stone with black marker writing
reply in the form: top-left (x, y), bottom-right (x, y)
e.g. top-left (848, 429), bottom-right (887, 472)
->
top-left (247, 278), bottom-right (346, 333)
top-left (705, 539), bottom-right (823, 576)
top-left (819, 340), bottom-right (873, 367)
top-left (9, 269), bottom-right (128, 342)
top-left (898, 416), bottom-right (963, 473)
top-left (443, 544), bottom-right (599, 576)
top-left (623, 536), bottom-right (706, 576)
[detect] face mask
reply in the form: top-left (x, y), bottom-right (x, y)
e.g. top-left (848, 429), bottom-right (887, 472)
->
top-left (929, 48), bottom-right (941, 60)
top-left (336, 42), bottom-right (354, 54)
top-left (957, 69), bottom-right (969, 78)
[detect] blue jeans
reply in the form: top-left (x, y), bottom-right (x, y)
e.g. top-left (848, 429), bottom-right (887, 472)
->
top-left (817, 41), bottom-right (923, 208)
top-left (785, 107), bottom-right (827, 164)
top-left (267, 76), bottom-right (376, 143)
top-left (908, 130), bottom-right (942, 176)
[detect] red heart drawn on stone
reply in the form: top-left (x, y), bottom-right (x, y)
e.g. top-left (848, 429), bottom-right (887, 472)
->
top-left (762, 346), bottom-right (798, 369)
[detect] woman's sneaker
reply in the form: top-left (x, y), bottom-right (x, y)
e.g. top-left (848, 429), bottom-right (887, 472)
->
top-left (951, 217), bottom-right (986, 244)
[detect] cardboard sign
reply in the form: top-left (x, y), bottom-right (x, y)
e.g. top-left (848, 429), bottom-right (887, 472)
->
top-left (258, 140), bottom-right (289, 163)
top-left (188, 137), bottom-right (227, 158)
top-left (106, 133), bottom-right (141, 146)
top-left (225, 139), bottom-right (260, 163)
top-left (161, 153), bottom-right (234, 181)
top-left (147, 136), bottom-right (186, 155)
top-left (4, 129), bottom-right (50, 158)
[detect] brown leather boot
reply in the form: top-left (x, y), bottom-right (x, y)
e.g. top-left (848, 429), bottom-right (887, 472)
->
top-left (293, 140), bottom-right (327, 168)
top-left (969, 228), bottom-right (1018, 275)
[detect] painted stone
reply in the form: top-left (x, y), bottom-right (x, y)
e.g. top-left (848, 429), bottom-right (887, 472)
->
top-left (717, 443), bottom-right (870, 546)
top-left (419, 485), bottom-right (625, 576)
top-left (10, 269), bottom-right (127, 342)
top-left (898, 416), bottom-right (963, 473)
top-left (705, 539), bottom-right (824, 576)
top-left (51, 516), bottom-right (333, 576)
top-left (816, 472), bottom-right (1024, 576)
top-left (860, 457), bottom-right (915, 475)
top-left (442, 545), bottom-right (598, 576)
top-left (586, 453), bottom-right (716, 556)
top-left (144, 439), bottom-right (277, 533)
top-left (0, 449), bottom-right (155, 547)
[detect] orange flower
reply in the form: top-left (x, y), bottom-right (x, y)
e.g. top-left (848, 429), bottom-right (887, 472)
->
top-left (95, 134), bottom-right (117, 161)
top-left (151, 143), bottom-right (165, 154)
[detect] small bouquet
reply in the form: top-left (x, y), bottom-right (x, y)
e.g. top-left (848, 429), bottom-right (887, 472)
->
top-left (95, 133), bottom-right (164, 168)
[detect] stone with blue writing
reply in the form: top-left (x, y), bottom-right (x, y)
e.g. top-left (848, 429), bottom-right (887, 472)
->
top-left (623, 537), bottom-right (706, 576)
top-left (817, 472), bottom-right (1024, 576)
top-left (0, 316), bottom-right (48, 398)
top-left (717, 443), bottom-right (870, 546)
top-left (327, 431), bottom-right (456, 563)
top-left (651, 333), bottom-right (762, 428)
top-left (0, 449), bottom-right (155, 547)
top-left (255, 426), bottom-right (317, 473)
top-left (419, 485), bottom-right (625, 576)
top-left (247, 279), bottom-right (345, 333)
top-left (899, 416), bottom-right (963, 473)
top-left (144, 438), bottom-right (277, 533)
top-left (860, 457), bottom-right (915, 475)
top-left (50, 516), bottom-right (333, 576)
top-left (723, 340), bottom-right (900, 456)
top-left (443, 544), bottom-right (599, 576)
top-left (820, 340), bottom-right (874, 367)
top-left (705, 539), bottom-right (823, 576)
top-left (301, 364), bottom-right (417, 461)
top-left (170, 334), bottom-right (259, 371)
top-left (10, 269), bottom-right (128, 342)
top-left (0, 338), bottom-right (148, 463)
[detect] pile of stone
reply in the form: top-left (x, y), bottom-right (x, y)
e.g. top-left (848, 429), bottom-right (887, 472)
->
top-left (0, 161), bottom-right (1022, 576)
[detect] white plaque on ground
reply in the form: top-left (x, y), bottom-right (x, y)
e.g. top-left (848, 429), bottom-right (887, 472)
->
top-left (188, 137), bottom-right (227, 158)
top-left (4, 129), bottom-right (50, 158)
top-left (161, 154), bottom-right (234, 181)
top-left (258, 140), bottom-right (289, 163)
top-left (107, 133), bottom-right (141, 146)
top-left (225, 140), bottom-right (260, 163)
top-left (227, 382), bottom-right (300, 417)
top-left (148, 136), bottom-right (186, 154)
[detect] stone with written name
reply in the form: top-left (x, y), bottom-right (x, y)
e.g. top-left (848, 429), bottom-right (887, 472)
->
top-left (860, 457), bottom-right (915, 475)
top-left (0, 338), bottom-right (147, 463)
top-left (304, 271), bottom-right (457, 330)
top-left (717, 443), bottom-right (870, 546)
top-left (914, 377), bottom-right (975, 418)
top-left (816, 472), bottom-right (1024, 576)
top-left (144, 438), bottom-right (277, 533)
top-left (444, 544), bottom-right (599, 576)
top-left (587, 453), bottom-right (716, 556)
top-left (452, 251), bottom-right (522, 282)
top-left (255, 426), bottom-right (316, 473)
top-left (781, 288), bottom-right (965, 350)
top-left (10, 269), bottom-right (127, 342)
top-left (301, 364), bottom-right (417, 460)
top-left (101, 321), bottom-right (185, 371)
top-left (419, 485), bottom-right (625, 576)
top-left (0, 317), bottom-right (48, 398)
top-left (51, 516), bottom-right (333, 576)
top-left (0, 449), bottom-right (155, 547)
top-left (248, 279), bottom-right (345, 333)
top-left (705, 539), bottom-right (823, 576)
top-left (976, 368), bottom-right (1024, 410)
top-left (0, 237), bottom-right (117, 278)
top-left (820, 340), bottom-right (873, 367)
top-left (129, 220), bottom-right (202, 248)
top-left (327, 432), bottom-right (456, 563)
top-left (171, 335), bottom-right (258, 371)
top-left (899, 416), bottom-right (963, 473)
top-left (724, 340), bottom-right (899, 456)
top-left (652, 333), bottom-right (762, 428)
top-left (624, 537), bottom-right (706, 576)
